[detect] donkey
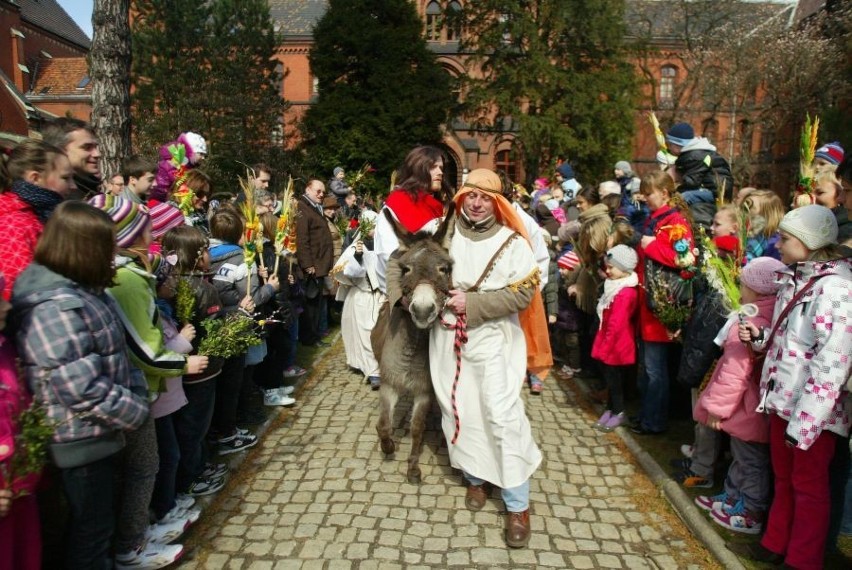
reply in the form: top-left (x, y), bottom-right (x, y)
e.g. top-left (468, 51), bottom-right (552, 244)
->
top-left (371, 208), bottom-right (455, 484)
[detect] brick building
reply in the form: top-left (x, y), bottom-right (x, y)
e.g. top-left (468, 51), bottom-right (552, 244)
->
top-left (0, 0), bottom-right (91, 141)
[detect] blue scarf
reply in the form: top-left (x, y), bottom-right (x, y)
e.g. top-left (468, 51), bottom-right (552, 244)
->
top-left (11, 180), bottom-right (64, 223)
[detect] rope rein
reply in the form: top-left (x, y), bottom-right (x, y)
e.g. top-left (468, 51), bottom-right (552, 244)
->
top-left (440, 311), bottom-right (468, 444)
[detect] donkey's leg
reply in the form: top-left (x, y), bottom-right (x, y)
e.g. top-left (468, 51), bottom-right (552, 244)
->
top-left (406, 391), bottom-right (432, 484)
top-left (376, 383), bottom-right (399, 457)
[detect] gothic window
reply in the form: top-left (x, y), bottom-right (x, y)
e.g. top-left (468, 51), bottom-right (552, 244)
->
top-left (446, 1), bottom-right (462, 41)
top-left (495, 148), bottom-right (517, 182)
top-left (426, 1), bottom-right (442, 41)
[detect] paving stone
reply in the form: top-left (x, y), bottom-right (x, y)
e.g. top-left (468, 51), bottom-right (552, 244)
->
top-left (185, 344), bottom-right (712, 569)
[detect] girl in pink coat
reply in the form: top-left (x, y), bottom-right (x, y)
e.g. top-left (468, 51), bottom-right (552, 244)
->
top-left (693, 257), bottom-right (787, 535)
top-left (591, 245), bottom-right (639, 431)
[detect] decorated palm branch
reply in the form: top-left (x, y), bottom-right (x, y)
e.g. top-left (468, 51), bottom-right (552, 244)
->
top-left (237, 170), bottom-right (263, 293)
top-left (648, 111), bottom-right (676, 166)
top-left (792, 114), bottom-right (820, 208)
top-left (699, 228), bottom-right (741, 313)
top-left (358, 214), bottom-right (376, 237)
top-left (346, 162), bottom-right (373, 191)
top-left (273, 176), bottom-right (296, 275)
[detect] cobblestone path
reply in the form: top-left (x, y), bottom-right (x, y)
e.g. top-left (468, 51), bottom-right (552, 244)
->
top-left (179, 342), bottom-right (714, 569)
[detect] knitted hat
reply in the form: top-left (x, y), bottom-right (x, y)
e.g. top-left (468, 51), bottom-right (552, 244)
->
top-left (333, 167), bottom-right (344, 177)
top-left (666, 122), bottom-right (695, 147)
top-left (599, 181), bottom-right (621, 199)
top-left (149, 203), bottom-right (185, 239)
top-left (605, 244), bottom-right (638, 272)
top-left (557, 220), bottom-right (581, 243)
top-left (814, 141), bottom-right (844, 166)
top-left (183, 132), bottom-right (207, 156)
top-left (614, 161), bottom-right (632, 174)
top-left (778, 205), bottom-right (838, 251)
top-left (557, 250), bottom-right (580, 271)
top-left (740, 257), bottom-right (786, 296)
top-left (88, 194), bottom-right (150, 248)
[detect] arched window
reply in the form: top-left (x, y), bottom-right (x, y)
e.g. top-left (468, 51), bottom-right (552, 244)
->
top-left (426, 1), bottom-right (442, 42)
top-left (660, 65), bottom-right (677, 106)
top-left (495, 148), bottom-right (518, 182)
top-left (446, 1), bottom-right (462, 41)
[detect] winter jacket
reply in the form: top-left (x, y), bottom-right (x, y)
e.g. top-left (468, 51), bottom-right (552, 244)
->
top-left (834, 205), bottom-right (852, 245)
top-left (209, 241), bottom-right (276, 311)
top-left (0, 192), bottom-right (43, 301)
top-left (745, 233), bottom-right (781, 263)
top-left (693, 294), bottom-right (776, 443)
top-left (535, 203), bottom-right (560, 237)
top-left (637, 206), bottom-right (695, 342)
top-left (295, 196), bottom-right (334, 278)
top-left (677, 281), bottom-right (726, 388)
top-left (12, 263), bottom-right (148, 445)
top-left (555, 275), bottom-right (581, 333)
top-left (543, 259), bottom-right (559, 319)
top-left (0, 336), bottom-right (41, 495)
top-left (752, 257), bottom-right (852, 450)
top-left (108, 255), bottom-right (188, 393)
top-left (328, 178), bottom-right (351, 199)
top-left (591, 285), bottom-right (638, 366)
top-left (675, 138), bottom-right (734, 197)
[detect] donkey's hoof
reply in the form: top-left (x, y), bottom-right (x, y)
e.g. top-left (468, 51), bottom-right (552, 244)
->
top-left (380, 439), bottom-right (396, 456)
top-left (407, 470), bottom-right (422, 485)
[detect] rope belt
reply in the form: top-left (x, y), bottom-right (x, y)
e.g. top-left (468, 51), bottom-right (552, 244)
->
top-left (440, 312), bottom-right (468, 444)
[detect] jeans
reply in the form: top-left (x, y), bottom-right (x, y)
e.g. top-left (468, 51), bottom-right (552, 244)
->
top-left (680, 188), bottom-right (715, 205)
top-left (151, 413), bottom-right (180, 519)
top-left (175, 379), bottom-right (217, 492)
top-left (255, 326), bottom-right (288, 390)
top-left (464, 473), bottom-right (530, 512)
top-left (61, 454), bottom-right (117, 569)
top-left (637, 341), bottom-right (670, 432)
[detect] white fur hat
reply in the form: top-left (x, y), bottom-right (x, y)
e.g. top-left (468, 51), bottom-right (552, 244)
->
top-left (778, 205), bottom-right (838, 251)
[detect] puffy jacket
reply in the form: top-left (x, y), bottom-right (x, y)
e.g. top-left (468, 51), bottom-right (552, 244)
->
top-left (108, 256), bottom-right (188, 393)
top-left (12, 263), bottom-right (148, 445)
top-left (0, 337), bottom-right (41, 495)
top-left (591, 285), bottom-right (638, 366)
top-left (677, 282), bottom-right (726, 388)
top-left (0, 191), bottom-right (43, 301)
top-left (209, 241), bottom-right (276, 311)
top-left (752, 257), bottom-right (852, 450)
top-left (693, 294), bottom-right (776, 443)
top-left (675, 138), bottom-right (734, 197)
top-left (637, 206), bottom-right (694, 342)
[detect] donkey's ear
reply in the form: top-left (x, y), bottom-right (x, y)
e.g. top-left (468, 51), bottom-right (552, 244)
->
top-left (383, 208), bottom-right (414, 251)
top-left (434, 204), bottom-right (456, 251)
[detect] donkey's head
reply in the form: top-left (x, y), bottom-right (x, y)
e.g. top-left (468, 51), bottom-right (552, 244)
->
top-left (387, 207), bottom-right (455, 329)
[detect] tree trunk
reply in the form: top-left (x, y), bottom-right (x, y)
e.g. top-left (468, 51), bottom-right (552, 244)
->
top-left (90, 0), bottom-right (131, 179)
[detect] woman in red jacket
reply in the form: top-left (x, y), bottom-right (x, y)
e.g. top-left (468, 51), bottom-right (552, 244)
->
top-left (632, 171), bottom-right (695, 435)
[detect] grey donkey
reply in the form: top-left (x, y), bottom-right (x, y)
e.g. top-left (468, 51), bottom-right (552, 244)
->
top-left (371, 207), bottom-right (455, 484)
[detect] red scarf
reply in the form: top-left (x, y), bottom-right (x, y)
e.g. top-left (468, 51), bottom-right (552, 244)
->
top-left (384, 188), bottom-right (444, 233)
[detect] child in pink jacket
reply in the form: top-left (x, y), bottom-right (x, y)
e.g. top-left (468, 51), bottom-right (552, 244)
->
top-left (591, 245), bottom-right (639, 431)
top-left (693, 257), bottom-right (787, 535)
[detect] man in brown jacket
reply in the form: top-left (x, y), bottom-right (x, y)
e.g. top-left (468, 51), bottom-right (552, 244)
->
top-left (296, 179), bottom-right (334, 345)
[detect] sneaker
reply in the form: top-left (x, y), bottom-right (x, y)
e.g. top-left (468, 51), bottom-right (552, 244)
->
top-left (218, 430), bottom-right (258, 455)
top-left (674, 469), bottom-right (714, 488)
top-left (200, 463), bottom-right (228, 479)
top-left (529, 375), bottom-right (543, 395)
top-left (602, 412), bottom-right (626, 431)
top-left (711, 500), bottom-right (763, 535)
top-left (680, 444), bottom-right (694, 459)
top-left (115, 542), bottom-right (184, 570)
top-left (157, 504), bottom-right (201, 526)
top-left (145, 517), bottom-right (189, 544)
top-left (173, 494), bottom-right (195, 511)
top-left (186, 475), bottom-right (226, 497)
top-left (263, 389), bottom-right (296, 407)
top-left (277, 385), bottom-right (296, 396)
top-left (594, 410), bottom-right (613, 430)
top-left (695, 491), bottom-right (734, 513)
top-left (368, 376), bottom-right (381, 390)
top-left (559, 365), bottom-right (575, 379)
top-left (283, 366), bottom-right (307, 379)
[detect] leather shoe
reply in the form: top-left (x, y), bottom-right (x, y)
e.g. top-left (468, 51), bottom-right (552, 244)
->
top-left (465, 483), bottom-right (490, 511)
top-left (505, 509), bottom-right (531, 548)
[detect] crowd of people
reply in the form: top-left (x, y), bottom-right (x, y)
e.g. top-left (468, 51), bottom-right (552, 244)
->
top-left (0, 115), bottom-right (850, 568)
